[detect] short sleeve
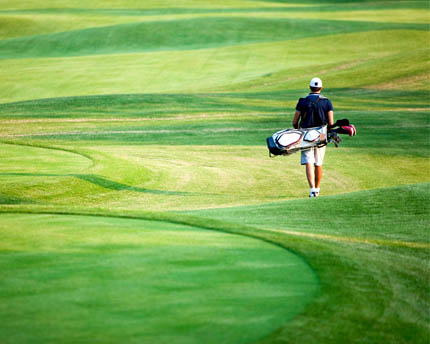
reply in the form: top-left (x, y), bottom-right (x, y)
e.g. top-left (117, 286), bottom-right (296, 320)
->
top-left (296, 98), bottom-right (305, 112)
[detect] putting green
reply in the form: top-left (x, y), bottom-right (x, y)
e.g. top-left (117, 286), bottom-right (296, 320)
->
top-left (0, 213), bottom-right (318, 344)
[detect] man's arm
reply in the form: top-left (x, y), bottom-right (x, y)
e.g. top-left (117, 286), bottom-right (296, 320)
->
top-left (293, 111), bottom-right (301, 129)
top-left (327, 110), bottom-right (334, 127)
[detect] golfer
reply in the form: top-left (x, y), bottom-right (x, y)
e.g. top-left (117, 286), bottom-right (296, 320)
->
top-left (292, 77), bottom-right (334, 197)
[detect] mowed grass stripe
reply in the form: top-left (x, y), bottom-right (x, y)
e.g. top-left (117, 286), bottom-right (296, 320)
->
top-left (0, 13), bottom-right (151, 40)
top-left (0, 1), bottom-right (427, 15)
top-left (0, 0), bottom-right (293, 11)
top-left (0, 17), bottom-right (426, 59)
top-left (0, 127), bottom-right (278, 138)
top-left (0, 89), bottom-right (428, 120)
top-left (1, 30), bottom-right (428, 103)
top-left (266, 228), bottom-right (430, 249)
top-left (0, 140), bottom-right (427, 212)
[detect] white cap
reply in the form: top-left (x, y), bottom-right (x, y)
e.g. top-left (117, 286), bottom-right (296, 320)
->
top-left (310, 77), bottom-right (322, 88)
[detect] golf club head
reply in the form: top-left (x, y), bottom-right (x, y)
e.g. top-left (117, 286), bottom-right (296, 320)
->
top-left (338, 124), bottom-right (356, 136)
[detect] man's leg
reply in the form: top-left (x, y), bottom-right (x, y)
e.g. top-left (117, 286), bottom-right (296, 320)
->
top-left (305, 163), bottom-right (315, 188)
top-left (302, 148), bottom-right (320, 197)
top-left (312, 146), bottom-right (326, 196)
top-left (315, 165), bottom-right (323, 188)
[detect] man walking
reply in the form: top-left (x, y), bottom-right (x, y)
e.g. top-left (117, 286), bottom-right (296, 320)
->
top-left (292, 77), bottom-right (334, 197)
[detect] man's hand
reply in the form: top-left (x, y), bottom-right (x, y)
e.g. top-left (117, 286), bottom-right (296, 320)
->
top-left (292, 111), bottom-right (301, 129)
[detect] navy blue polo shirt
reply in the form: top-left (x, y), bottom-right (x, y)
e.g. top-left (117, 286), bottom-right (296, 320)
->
top-left (296, 93), bottom-right (333, 128)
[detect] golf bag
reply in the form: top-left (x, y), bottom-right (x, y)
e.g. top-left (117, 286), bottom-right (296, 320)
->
top-left (266, 119), bottom-right (355, 157)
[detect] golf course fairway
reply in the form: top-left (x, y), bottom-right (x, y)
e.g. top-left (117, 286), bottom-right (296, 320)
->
top-left (0, 212), bottom-right (318, 344)
top-left (0, 0), bottom-right (429, 343)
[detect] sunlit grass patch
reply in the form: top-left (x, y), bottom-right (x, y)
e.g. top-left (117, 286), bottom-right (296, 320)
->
top-left (1, 29), bottom-right (428, 103)
top-left (0, 14), bottom-right (150, 39)
top-left (0, 0), bottom-right (298, 11)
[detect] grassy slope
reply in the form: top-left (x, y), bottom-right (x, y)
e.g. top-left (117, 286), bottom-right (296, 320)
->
top-left (188, 185), bottom-right (430, 342)
top-left (1, 30), bottom-right (428, 102)
top-left (0, 0), bottom-right (429, 343)
top-left (1, 18), bottom-right (425, 59)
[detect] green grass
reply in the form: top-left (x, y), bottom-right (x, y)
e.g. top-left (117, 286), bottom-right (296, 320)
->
top-left (187, 184), bottom-right (430, 343)
top-left (0, 0), bottom-right (429, 343)
top-left (0, 17), bottom-right (425, 59)
top-left (1, 29), bottom-right (427, 102)
top-left (0, 213), bottom-right (318, 344)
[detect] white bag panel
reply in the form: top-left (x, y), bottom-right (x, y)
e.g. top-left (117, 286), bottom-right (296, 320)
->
top-left (277, 132), bottom-right (302, 147)
top-left (303, 129), bottom-right (320, 142)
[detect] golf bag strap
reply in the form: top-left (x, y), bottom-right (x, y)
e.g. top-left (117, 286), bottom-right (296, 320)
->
top-left (300, 96), bottom-right (321, 127)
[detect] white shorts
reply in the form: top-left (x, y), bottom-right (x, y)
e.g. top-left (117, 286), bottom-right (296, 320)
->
top-left (301, 146), bottom-right (326, 166)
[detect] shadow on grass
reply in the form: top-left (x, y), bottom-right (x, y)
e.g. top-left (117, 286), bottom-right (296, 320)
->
top-left (0, 193), bottom-right (35, 205)
top-left (75, 174), bottom-right (193, 196)
top-left (1, 89), bottom-right (428, 117)
top-left (0, 173), bottom-right (193, 196)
